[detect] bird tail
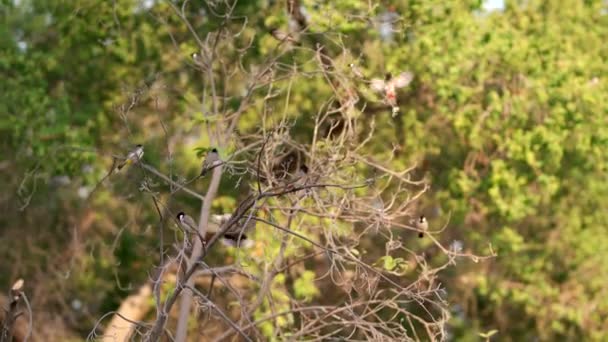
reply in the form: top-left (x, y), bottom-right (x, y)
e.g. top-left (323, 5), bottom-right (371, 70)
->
top-left (221, 233), bottom-right (254, 248)
top-left (117, 159), bottom-right (133, 170)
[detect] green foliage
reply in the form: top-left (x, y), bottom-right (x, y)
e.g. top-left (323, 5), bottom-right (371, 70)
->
top-left (376, 255), bottom-right (409, 276)
top-left (1, 0), bottom-right (607, 340)
top-left (293, 270), bottom-right (319, 301)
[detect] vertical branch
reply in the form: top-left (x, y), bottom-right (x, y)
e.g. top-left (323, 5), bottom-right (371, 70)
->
top-left (174, 165), bottom-right (223, 342)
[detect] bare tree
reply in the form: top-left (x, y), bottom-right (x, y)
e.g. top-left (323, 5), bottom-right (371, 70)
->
top-left (87, 1), bottom-right (493, 341)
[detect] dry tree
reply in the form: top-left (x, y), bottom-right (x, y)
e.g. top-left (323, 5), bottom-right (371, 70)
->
top-left (1, 279), bottom-right (31, 342)
top-left (87, 1), bottom-right (493, 341)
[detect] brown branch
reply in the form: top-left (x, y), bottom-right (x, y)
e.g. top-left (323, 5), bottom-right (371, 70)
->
top-left (1, 279), bottom-right (25, 342)
top-left (140, 163), bottom-right (205, 201)
top-left (183, 285), bottom-right (252, 342)
top-left (173, 165), bottom-right (224, 342)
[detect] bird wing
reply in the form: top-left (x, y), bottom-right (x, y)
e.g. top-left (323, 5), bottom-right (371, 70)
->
top-left (370, 78), bottom-right (386, 92)
top-left (203, 152), bottom-right (220, 169)
top-left (222, 219), bottom-right (256, 248)
top-left (221, 234), bottom-right (254, 248)
top-left (392, 72), bottom-right (414, 88)
top-left (183, 215), bottom-right (198, 231)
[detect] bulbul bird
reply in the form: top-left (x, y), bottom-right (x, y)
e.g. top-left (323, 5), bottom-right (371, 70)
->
top-left (270, 28), bottom-right (298, 44)
top-left (117, 144), bottom-right (144, 170)
top-left (209, 213), bottom-right (256, 248)
top-left (370, 71), bottom-right (414, 116)
top-left (349, 63), bottom-right (365, 78)
top-left (191, 52), bottom-right (202, 65)
top-left (176, 212), bottom-right (206, 245)
top-left (412, 215), bottom-right (428, 238)
top-left (200, 148), bottom-right (221, 177)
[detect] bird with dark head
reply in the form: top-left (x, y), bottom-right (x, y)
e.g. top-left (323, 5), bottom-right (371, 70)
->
top-left (200, 148), bottom-right (221, 177)
top-left (176, 211), bottom-right (206, 246)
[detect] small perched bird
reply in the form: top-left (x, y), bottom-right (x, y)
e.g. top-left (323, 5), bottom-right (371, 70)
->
top-left (412, 215), bottom-right (428, 238)
top-left (117, 145), bottom-right (144, 170)
top-left (270, 28), bottom-right (298, 44)
top-left (209, 213), bottom-right (255, 248)
top-left (191, 52), bottom-right (202, 65)
top-left (200, 148), bottom-right (221, 177)
top-left (349, 63), bottom-right (365, 78)
top-left (370, 71), bottom-right (414, 116)
top-left (176, 212), bottom-right (206, 245)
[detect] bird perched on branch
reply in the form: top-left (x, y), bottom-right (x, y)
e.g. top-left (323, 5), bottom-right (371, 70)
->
top-left (200, 148), bottom-right (221, 177)
top-left (191, 52), bottom-right (200, 63)
top-left (371, 71), bottom-right (414, 116)
top-left (117, 144), bottom-right (144, 170)
top-left (269, 28), bottom-right (298, 44)
top-left (412, 215), bottom-right (428, 238)
top-left (176, 212), bottom-right (206, 245)
top-left (209, 213), bottom-right (255, 248)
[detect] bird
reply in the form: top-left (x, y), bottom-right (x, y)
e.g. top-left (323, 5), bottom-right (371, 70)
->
top-left (270, 28), bottom-right (298, 44)
top-left (200, 148), bottom-right (221, 177)
top-left (370, 71), bottom-right (414, 116)
top-left (176, 211), bottom-right (206, 245)
top-left (412, 215), bottom-right (428, 238)
top-left (191, 52), bottom-right (202, 65)
top-left (117, 145), bottom-right (144, 170)
top-left (208, 213), bottom-right (256, 248)
top-left (349, 63), bottom-right (365, 78)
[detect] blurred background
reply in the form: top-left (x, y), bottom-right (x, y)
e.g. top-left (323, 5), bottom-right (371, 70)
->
top-left (1, 0), bottom-right (607, 341)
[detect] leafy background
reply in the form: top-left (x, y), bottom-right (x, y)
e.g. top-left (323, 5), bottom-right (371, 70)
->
top-left (1, 0), bottom-right (607, 340)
